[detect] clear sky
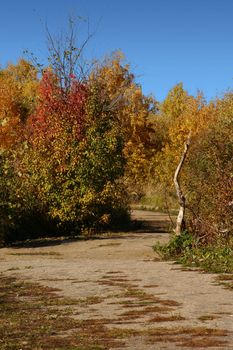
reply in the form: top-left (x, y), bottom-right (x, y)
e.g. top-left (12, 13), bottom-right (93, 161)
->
top-left (1, 0), bottom-right (233, 101)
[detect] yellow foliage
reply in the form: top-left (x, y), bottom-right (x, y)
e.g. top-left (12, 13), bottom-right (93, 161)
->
top-left (154, 84), bottom-right (217, 188)
top-left (0, 59), bottom-right (38, 149)
top-left (89, 53), bottom-right (158, 193)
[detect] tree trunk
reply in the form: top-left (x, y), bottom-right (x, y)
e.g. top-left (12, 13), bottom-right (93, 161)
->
top-left (173, 132), bottom-right (191, 235)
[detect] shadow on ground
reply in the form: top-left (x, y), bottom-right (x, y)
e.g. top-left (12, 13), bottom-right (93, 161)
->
top-left (3, 210), bottom-right (172, 249)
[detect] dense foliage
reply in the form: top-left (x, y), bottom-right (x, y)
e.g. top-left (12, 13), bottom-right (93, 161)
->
top-left (153, 84), bottom-right (232, 242)
top-left (0, 51), bottom-right (232, 250)
top-left (0, 55), bottom-right (156, 243)
top-left (151, 84), bottom-right (232, 271)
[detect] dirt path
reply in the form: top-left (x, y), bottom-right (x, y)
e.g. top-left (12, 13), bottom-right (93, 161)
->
top-left (1, 210), bottom-right (233, 349)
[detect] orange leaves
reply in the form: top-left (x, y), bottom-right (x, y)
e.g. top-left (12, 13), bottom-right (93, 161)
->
top-left (154, 83), bottom-right (233, 240)
top-left (0, 59), bottom-right (39, 150)
top-left (0, 70), bottom-right (21, 148)
top-left (89, 54), bottom-right (158, 191)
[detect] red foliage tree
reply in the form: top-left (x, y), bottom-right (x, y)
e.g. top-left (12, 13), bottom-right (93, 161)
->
top-left (27, 70), bottom-right (87, 145)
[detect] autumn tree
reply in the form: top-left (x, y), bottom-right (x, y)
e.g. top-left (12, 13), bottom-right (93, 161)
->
top-left (0, 59), bottom-right (39, 243)
top-left (154, 84), bottom-right (211, 234)
top-left (22, 60), bottom-right (130, 235)
top-left (184, 95), bottom-right (233, 241)
top-left (0, 59), bottom-right (38, 149)
top-left (89, 53), bottom-right (158, 198)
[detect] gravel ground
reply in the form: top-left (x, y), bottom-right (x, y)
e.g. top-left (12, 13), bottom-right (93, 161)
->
top-left (1, 210), bottom-right (233, 349)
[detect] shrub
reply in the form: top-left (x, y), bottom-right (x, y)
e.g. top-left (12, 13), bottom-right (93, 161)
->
top-left (154, 232), bottom-right (233, 273)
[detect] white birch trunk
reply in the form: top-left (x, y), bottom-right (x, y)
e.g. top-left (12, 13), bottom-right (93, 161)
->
top-left (173, 132), bottom-right (191, 235)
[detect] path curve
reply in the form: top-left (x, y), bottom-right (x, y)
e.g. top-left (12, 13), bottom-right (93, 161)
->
top-left (1, 210), bottom-right (233, 349)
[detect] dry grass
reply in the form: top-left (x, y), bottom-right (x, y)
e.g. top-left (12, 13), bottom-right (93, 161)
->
top-left (105, 271), bottom-right (124, 274)
top-left (0, 276), bottom-right (124, 349)
top-left (143, 284), bottom-right (159, 288)
top-left (177, 337), bottom-right (228, 348)
top-left (8, 251), bottom-right (62, 256)
top-left (39, 277), bottom-right (79, 282)
top-left (0, 275), bottom-right (229, 349)
top-left (215, 274), bottom-right (233, 291)
top-left (216, 274), bottom-right (233, 281)
top-left (97, 242), bottom-right (122, 247)
top-left (145, 327), bottom-right (228, 348)
top-left (7, 267), bottom-right (20, 271)
top-left (149, 314), bottom-right (185, 322)
top-left (198, 315), bottom-right (221, 321)
top-left (77, 296), bottom-right (104, 306)
top-left (98, 279), bottom-right (135, 288)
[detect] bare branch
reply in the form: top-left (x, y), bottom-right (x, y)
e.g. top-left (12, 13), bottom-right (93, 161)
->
top-left (45, 16), bottom-right (94, 90)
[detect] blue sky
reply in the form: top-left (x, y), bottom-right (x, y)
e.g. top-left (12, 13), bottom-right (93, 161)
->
top-left (1, 0), bottom-right (233, 101)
